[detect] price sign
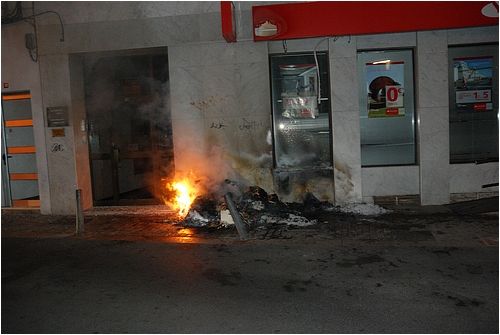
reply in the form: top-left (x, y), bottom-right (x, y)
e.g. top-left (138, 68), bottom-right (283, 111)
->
top-left (456, 89), bottom-right (491, 104)
top-left (386, 85), bottom-right (404, 108)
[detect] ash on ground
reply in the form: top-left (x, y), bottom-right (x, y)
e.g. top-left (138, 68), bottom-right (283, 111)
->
top-left (178, 186), bottom-right (389, 231)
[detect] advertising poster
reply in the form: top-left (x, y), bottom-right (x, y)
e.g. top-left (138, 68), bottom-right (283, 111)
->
top-left (453, 56), bottom-right (493, 112)
top-left (365, 61), bottom-right (405, 118)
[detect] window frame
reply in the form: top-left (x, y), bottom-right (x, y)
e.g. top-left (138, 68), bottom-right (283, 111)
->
top-left (357, 48), bottom-right (417, 168)
top-left (269, 51), bottom-right (333, 171)
top-left (448, 43), bottom-right (499, 164)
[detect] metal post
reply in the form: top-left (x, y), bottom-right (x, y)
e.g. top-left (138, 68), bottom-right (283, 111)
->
top-left (76, 189), bottom-right (84, 235)
top-left (224, 192), bottom-right (248, 240)
top-left (111, 146), bottom-right (120, 202)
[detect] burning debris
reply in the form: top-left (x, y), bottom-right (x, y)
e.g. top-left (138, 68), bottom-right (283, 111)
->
top-left (181, 197), bottom-right (220, 227)
top-left (163, 176), bottom-right (200, 219)
top-left (162, 174), bottom-right (389, 239)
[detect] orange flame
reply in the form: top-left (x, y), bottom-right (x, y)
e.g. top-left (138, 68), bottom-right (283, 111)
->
top-left (164, 176), bottom-right (199, 219)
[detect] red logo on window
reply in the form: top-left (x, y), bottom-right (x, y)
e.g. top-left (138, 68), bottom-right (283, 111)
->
top-left (473, 103), bottom-right (487, 111)
top-left (385, 108), bottom-right (399, 115)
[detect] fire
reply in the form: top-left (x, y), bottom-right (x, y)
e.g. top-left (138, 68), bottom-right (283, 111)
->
top-left (164, 176), bottom-right (199, 219)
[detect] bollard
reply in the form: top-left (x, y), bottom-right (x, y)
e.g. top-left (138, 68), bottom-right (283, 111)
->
top-left (224, 192), bottom-right (248, 240)
top-left (75, 189), bottom-right (84, 235)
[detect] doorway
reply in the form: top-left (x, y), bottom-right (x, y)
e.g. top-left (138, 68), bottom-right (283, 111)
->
top-left (1, 92), bottom-right (40, 208)
top-left (83, 49), bottom-right (174, 206)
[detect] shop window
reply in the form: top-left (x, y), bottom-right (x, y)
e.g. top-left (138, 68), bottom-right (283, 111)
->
top-left (448, 44), bottom-right (498, 164)
top-left (357, 50), bottom-right (416, 166)
top-left (270, 52), bottom-right (332, 169)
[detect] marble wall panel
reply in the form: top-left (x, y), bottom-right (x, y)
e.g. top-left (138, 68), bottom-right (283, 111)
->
top-left (362, 166), bottom-right (420, 196)
top-left (169, 67), bottom-right (204, 120)
top-left (416, 31), bottom-right (450, 205)
top-left (199, 12), bottom-right (223, 42)
top-left (169, 41), bottom-right (272, 194)
top-left (328, 35), bottom-right (362, 204)
top-left (268, 37), bottom-right (329, 54)
top-left (450, 163), bottom-right (499, 193)
top-left (39, 54), bottom-right (78, 214)
top-left (329, 56), bottom-right (359, 112)
top-left (415, 51), bottom-right (448, 108)
top-left (447, 26), bottom-right (499, 46)
top-left (198, 43), bottom-right (239, 66)
top-left (201, 41), bottom-right (268, 66)
top-left (420, 166), bottom-right (450, 205)
top-left (39, 15), bottom-right (202, 56)
top-left (142, 15), bottom-right (202, 45)
top-left (332, 110), bottom-right (362, 204)
top-left (168, 45), bottom-right (203, 68)
top-left (35, 2), bottom-right (215, 25)
top-left (235, 63), bottom-right (272, 118)
top-left (357, 32), bottom-right (417, 50)
top-left (200, 65), bottom-right (239, 118)
top-left (37, 23), bottom-right (90, 56)
top-left (417, 30), bottom-right (448, 54)
top-left (329, 36), bottom-right (357, 59)
top-left (418, 107), bottom-right (450, 163)
top-left (234, 42), bottom-right (269, 64)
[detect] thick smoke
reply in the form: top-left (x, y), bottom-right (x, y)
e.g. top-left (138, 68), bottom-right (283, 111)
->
top-left (84, 51), bottom-right (275, 205)
top-left (171, 121), bottom-right (245, 199)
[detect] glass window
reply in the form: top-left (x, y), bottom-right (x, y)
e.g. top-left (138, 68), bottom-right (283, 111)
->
top-left (448, 44), bottom-right (498, 164)
top-left (270, 52), bottom-right (332, 169)
top-left (357, 50), bottom-right (416, 166)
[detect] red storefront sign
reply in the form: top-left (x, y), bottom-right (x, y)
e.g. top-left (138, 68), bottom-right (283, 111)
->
top-left (250, 1), bottom-right (498, 41)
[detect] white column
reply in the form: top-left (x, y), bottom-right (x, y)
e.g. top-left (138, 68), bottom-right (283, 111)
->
top-left (39, 54), bottom-right (78, 214)
top-left (416, 31), bottom-right (450, 205)
top-left (329, 37), bottom-right (363, 204)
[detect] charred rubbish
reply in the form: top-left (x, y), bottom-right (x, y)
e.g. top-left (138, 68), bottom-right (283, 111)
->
top-left (177, 185), bottom-right (335, 233)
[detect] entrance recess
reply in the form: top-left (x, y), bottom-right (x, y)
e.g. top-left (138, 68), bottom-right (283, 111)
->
top-left (84, 49), bottom-right (174, 206)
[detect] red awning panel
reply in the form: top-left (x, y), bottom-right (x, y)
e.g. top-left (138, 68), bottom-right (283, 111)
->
top-left (221, 1), bottom-right (236, 43)
top-left (252, 1), bottom-right (499, 41)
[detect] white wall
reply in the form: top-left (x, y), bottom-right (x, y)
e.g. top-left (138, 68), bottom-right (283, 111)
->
top-left (1, 22), bottom-right (52, 214)
top-left (168, 41), bottom-right (275, 196)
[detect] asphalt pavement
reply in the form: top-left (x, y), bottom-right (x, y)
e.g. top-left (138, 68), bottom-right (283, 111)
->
top-left (1, 209), bottom-right (498, 333)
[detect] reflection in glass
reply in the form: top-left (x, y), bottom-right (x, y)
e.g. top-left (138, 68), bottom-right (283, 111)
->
top-left (358, 50), bottom-right (416, 166)
top-left (270, 53), bottom-right (332, 169)
top-left (449, 45), bottom-right (498, 164)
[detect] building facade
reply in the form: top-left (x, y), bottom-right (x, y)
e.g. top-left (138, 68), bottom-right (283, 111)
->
top-left (1, 1), bottom-right (498, 214)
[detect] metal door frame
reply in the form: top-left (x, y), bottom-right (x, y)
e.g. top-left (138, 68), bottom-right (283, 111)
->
top-left (1, 111), bottom-right (12, 207)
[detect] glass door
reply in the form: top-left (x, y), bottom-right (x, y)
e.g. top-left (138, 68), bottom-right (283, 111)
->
top-left (84, 51), bottom-right (174, 206)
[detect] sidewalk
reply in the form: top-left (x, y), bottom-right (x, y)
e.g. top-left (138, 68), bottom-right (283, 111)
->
top-left (1, 204), bottom-right (498, 248)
